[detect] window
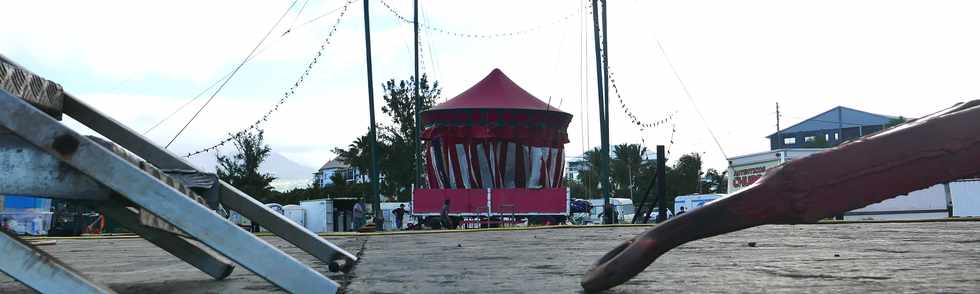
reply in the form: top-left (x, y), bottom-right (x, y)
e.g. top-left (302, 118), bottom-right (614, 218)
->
top-left (804, 136), bottom-right (815, 142)
top-left (835, 133), bottom-right (840, 140)
top-left (783, 137), bottom-right (796, 145)
top-left (825, 134), bottom-right (830, 141)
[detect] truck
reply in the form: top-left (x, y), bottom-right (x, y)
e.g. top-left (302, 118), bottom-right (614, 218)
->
top-left (584, 198), bottom-right (634, 224)
top-left (673, 194), bottom-right (723, 214)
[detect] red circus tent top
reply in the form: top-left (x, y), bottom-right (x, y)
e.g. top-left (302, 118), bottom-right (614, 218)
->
top-left (428, 69), bottom-right (570, 114)
top-left (421, 69), bottom-right (572, 147)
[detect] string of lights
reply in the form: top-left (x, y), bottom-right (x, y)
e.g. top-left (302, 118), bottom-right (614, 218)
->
top-left (609, 70), bottom-right (675, 129)
top-left (378, 0), bottom-right (587, 39)
top-left (417, 26), bottom-right (428, 76)
top-left (147, 3), bottom-right (352, 137)
top-left (592, 19), bottom-right (674, 154)
top-left (637, 111), bottom-right (676, 158)
top-left (184, 0), bottom-right (356, 158)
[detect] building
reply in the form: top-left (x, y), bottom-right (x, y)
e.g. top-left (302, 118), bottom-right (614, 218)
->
top-left (728, 105), bottom-right (980, 220)
top-left (727, 148), bottom-right (823, 192)
top-left (312, 158), bottom-right (363, 188)
top-left (768, 106), bottom-right (897, 150)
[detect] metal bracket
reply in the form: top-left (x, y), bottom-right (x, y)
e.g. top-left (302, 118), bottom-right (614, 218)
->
top-left (0, 229), bottom-right (116, 294)
top-left (0, 90), bottom-right (339, 293)
top-left (61, 94), bottom-right (357, 265)
top-left (0, 133), bottom-right (109, 200)
top-left (94, 201), bottom-right (236, 280)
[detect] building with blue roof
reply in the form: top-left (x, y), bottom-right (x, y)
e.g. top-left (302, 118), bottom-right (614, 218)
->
top-left (768, 106), bottom-right (897, 150)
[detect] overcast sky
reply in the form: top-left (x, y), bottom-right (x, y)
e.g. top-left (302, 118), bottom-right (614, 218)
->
top-left (4, 0), bottom-right (980, 174)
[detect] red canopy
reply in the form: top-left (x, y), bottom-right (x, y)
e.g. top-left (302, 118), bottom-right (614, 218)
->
top-left (421, 69), bottom-right (572, 147)
top-left (429, 68), bottom-right (570, 112)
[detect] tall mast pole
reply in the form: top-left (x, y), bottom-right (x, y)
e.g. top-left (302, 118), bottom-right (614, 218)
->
top-left (601, 0), bottom-right (611, 211)
top-left (776, 102), bottom-right (781, 148)
top-left (362, 0), bottom-right (382, 230)
top-left (413, 0), bottom-right (422, 189)
top-left (591, 0), bottom-right (611, 223)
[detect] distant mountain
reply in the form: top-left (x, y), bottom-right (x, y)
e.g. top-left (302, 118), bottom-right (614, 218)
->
top-left (185, 151), bottom-right (316, 191)
top-left (262, 152), bottom-right (317, 191)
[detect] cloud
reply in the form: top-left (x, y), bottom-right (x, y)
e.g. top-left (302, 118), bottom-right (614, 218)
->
top-left (8, 0), bottom-right (980, 175)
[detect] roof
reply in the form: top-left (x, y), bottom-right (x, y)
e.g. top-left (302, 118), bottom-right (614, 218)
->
top-left (318, 158), bottom-right (348, 171)
top-left (767, 106), bottom-right (896, 138)
top-left (428, 69), bottom-right (568, 114)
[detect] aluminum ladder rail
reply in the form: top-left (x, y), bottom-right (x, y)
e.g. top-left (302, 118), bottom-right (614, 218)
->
top-left (0, 54), bottom-right (354, 293)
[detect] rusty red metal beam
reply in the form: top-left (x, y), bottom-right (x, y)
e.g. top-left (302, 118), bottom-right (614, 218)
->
top-left (582, 100), bottom-right (980, 292)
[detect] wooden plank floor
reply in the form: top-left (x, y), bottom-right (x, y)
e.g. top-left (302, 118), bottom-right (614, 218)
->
top-left (3, 222), bottom-right (980, 293)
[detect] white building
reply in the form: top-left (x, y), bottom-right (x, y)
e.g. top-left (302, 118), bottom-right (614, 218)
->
top-left (312, 158), bottom-right (364, 188)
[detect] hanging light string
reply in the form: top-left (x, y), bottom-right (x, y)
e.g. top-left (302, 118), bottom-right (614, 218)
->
top-left (666, 123), bottom-right (677, 158)
top-left (165, 0), bottom-right (302, 148)
top-left (417, 25), bottom-right (428, 76)
top-left (184, 0), bottom-right (356, 158)
top-left (612, 64), bottom-right (676, 152)
top-left (609, 70), bottom-right (676, 129)
top-left (378, 0), bottom-right (587, 39)
top-left (591, 17), bottom-right (674, 156)
top-left (144, 3), bottom-right (351, 136)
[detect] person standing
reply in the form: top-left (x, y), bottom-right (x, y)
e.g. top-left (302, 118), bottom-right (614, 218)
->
top-left (600, 203), bottom-right (618, 224)
top-left (392, 204), bottom-right (407, 230)
top-left (440, 199), bottom-right (451, 230)
top-left (352, 200), bottom-right (366, 231)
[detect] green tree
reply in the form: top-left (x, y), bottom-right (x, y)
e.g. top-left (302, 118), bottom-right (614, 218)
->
top-left (217, 129), bottom-right (277, 203)
top-left (333, 75), bottom-right (441, 202)
top-left (804, 135), bottom-right (830, 148)
top-left (701, 168), bottom-right (728, 194)
top-left (574, 147), bottom-right (602, 198)
top-left (611, 143), bottom-right (648, 201)
top-left (886, 116), bottom-right (907, 128)
top-left (665, 152), bottom-right (703, 210)
top-left (332, 134), bottom-right (371, 178)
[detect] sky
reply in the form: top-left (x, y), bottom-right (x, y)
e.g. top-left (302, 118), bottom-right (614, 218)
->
top-left (4, 0), bottom-right (980, 178)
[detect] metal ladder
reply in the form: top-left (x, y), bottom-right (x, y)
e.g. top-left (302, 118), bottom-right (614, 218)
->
top-left (0, 54), bottom-right (355, 294)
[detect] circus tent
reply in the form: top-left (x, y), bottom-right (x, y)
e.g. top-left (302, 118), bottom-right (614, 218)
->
top-left (421, 69), bottom-right (572, 189)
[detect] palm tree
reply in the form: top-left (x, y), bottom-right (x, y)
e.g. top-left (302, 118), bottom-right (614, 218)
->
top-left (611, 143), bottom-right (647, 199)
top-left (576, 147), bottom-right (603, 199)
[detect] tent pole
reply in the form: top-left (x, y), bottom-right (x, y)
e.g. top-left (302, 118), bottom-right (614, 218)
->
top-left (591, 0), bottom-right (613, 223)
top-left (656, 145), bottom-right (668, 222)
top-left (413, 0), bottom-right (422, 190)
top-left (601, 0), bottom-right (612, 214)
top-left (591, 0), bottom-right (610, 223)
top-left (362, 0), bottom-right (382, 230)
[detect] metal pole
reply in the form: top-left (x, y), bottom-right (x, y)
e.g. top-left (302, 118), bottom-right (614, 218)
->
top-left (944, 182), bottom-right (954, 218)
top-left (413, 0), bottom-right (422, 189)
top-left (655, 145), bottom-right (667, 222)
top-left (362, 0), bottom-right (382, 230)
top-left (775, 102), bottom-right (781, 148)
top-left (632, 167), bottom-right (657, 224)
top-left (591, 0), bottom-right (611, 223)
top-left (600, 0), bottom-right (612, 221)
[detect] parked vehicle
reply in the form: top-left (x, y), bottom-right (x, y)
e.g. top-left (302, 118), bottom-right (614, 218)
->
top-left (673, 194), bottom-right (723, 214)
